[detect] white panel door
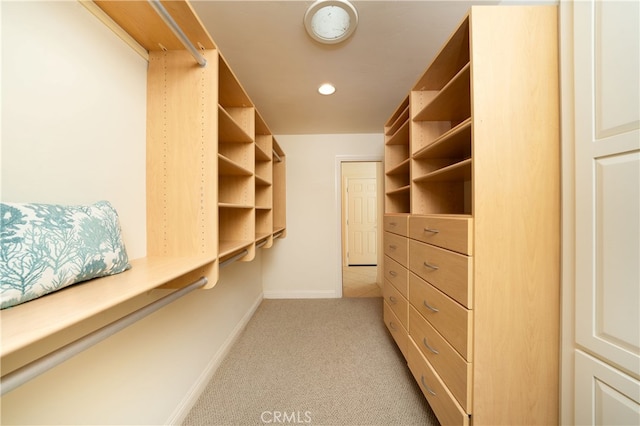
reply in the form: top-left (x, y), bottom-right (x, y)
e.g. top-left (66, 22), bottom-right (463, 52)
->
top-left (575, 350), bottom-right (640, 426)
top-left (346, 178), bottom-right (377, 265)
top-left (574, 0), bottom-right (640, 379)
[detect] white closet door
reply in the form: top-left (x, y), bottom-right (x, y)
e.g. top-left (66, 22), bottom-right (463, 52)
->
top-left (575, 350), bottom-right (640, 426)
top-left (573, 0), bottom-right (640, 379)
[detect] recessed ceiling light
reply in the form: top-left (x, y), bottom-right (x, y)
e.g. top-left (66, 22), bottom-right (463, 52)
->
top-left (304, 0), bottom-right (358, 45)
top-left (318, 83), bottom-right (336, 95)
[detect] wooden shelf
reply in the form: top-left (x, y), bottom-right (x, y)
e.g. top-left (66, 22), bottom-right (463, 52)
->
top-left (385, 96), bottom-right (410, 132)
top-left (94, 0), bottom-right (216, 52)
top-left (219, 240), bottom-right (254, 258)
top-left (0, 255), bottom-right (216, 358)
top-left (218, 202), bottom-right (254, 209)
top-left (385, 103), bottom-right (410, 138)
top-left (218, 55), bottom-right (252, 107)
top-left (387, 185), bottom-right (411, 196)
top-left (386, 157), bottom-right (410, 176)
top-left (413, 16), bottom-right (469, 91)
top-left (413, 158), bottom-right (472, 183)
top-left (219, 106), bottom-right (253, 143)
top-left (386, 119), bottom-right (410, 146)
top-left (413, 118), bottom-right (472, 160)
top-left (413, 63), bottom-right (471, 123)
top-left (255, 174), bottom-right (271, 186)
top-left (218, 154), bottom-right (253, 176)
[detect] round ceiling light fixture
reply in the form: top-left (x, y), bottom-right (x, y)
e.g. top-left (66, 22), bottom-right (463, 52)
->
top-left (304, 0), bottom-right (358, 44)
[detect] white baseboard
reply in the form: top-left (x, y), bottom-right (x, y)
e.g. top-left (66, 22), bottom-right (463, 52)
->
top-left (263, 290), bottom-right (337, 299)
top-left (166, 292), bottom-right (264, 425)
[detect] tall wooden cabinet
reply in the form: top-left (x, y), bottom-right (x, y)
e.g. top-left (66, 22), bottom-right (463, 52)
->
top-left (383, 6), bottom-right (560, 425)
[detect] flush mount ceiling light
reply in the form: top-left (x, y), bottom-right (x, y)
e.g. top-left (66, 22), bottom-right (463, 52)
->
top-left (318, 83), bottom-right (336, 95)
top-left (304, 0), bottom-right (358, 44)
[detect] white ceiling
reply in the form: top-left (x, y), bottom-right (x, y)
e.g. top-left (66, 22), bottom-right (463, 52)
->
top-left (190, 1), bottom-right (501, 135)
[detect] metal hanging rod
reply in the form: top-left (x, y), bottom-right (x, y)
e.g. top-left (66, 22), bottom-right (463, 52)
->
top-left (0, 276), bottom-right (208, 396)
top-left (272, 150), bottom-right (282, 163)
top-left (220, 249), bottom-right (249, 268)
top-left (148, 0), bottom-right (207, 67)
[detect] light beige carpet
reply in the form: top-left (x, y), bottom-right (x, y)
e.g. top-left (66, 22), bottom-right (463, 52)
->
top-left (183, 298), bottom-right (439, 426)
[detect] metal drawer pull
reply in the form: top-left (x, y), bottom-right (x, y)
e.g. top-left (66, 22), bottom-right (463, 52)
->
top-left (423, 300), bottom-right (439, 313)
top-left (424, 228), bottom-right (439, 234)
top-left (420, 375), bottom-right (437, 396)
top-left (389, 270), bottom-right (397, 277)
top-left (423, 261), bottom-right (439, 270)
top-left (389, 296), bottom-right (397, 304)
top-left (423, 337), bottom-right (439, 354)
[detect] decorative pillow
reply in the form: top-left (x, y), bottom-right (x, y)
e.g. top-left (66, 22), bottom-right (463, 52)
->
top-left (0, 200), bottom-right (131, 309)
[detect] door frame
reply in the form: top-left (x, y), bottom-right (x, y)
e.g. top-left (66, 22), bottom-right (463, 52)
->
top-left (334, 155), bottom-right (383, 298)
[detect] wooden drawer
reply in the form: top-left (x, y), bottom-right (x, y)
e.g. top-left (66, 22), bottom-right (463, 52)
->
top-left (407, 338), bottom-right (469, 426)
top-left (383, 301), bottom-right (408, 359)
top-left (384, 256), bottom-right (408, 298)
top-left (384, 214), bottom-right (409, 236)
top-left (409, 215), bottom-right (473, 255)
top-left (409, 306), bottom-right (472, 412)
top-left (384, 231), bottom-right (408, 266)
top-left (409, 273), bottom-right (472, 360)
top-left (409, 239), bottom-right (472, 308)
top-left (384, 279), bottom-right (408, 330)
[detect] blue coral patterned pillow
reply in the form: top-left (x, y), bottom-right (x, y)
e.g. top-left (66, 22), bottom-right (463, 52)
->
top-left (0, 200), bottom-right (131, 309)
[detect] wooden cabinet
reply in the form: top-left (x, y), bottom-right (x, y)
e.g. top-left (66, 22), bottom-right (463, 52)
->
top-left (383, 6), bottom-right (560, 425)
top-left (383, 213), bottom-right (409, 359)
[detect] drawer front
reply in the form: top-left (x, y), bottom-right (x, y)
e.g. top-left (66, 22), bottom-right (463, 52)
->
top-left (384, 232), bottom-right (408, 266)
top-left (384, 279), bottom-right (408, 330)
top-left (407, 338), bottom-right (470, 426)
top-left (409, 240), bottom-right (472, 308)
top-left (409, 307), bottom-right (472, 412)
top-left (384, 256), bottom-right (408, 298)
top-left (409, 273), bottom-right (472, 360)
top-left (409, 215), bottom-right (473, 256)
top-left (384, 214), bottom-right (409, 236)
top-left (383, 301), bottom-right (408, 359)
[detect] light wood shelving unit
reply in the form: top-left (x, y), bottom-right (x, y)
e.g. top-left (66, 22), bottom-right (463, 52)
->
top-left (384, 96), bottom-right (411, 213)
top-left (382, 6), bottom-right (560, 425)
top-left (255, 111), bottom-right (274, 248)
top-left (1, 0), bottom-right (286, 378)
top-left (272, 139), bottom-right (287, 238)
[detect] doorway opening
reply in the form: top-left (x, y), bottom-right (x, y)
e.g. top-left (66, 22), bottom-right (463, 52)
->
top-left (340, 160), bottom-right (384, 298)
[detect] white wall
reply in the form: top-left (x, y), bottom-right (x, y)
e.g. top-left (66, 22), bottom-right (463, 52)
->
top-left (262, 134), bottom-right (384, 298)
top-left (1, 2), bottom-right (263, 424)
